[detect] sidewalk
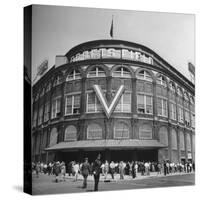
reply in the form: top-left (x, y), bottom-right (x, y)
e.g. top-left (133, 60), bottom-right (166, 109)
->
top-left (65, 171), bottom-right (195, 182)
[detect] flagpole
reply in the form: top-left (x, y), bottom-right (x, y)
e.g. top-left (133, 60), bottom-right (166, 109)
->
top-left (110, 15), bottom-right (114, 39)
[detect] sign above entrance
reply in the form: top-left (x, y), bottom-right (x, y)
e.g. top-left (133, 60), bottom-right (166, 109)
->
top-left (93, 84), bottom-right (125, 118)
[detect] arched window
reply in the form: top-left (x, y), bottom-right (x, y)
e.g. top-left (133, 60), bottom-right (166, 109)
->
top-left (139, 124), bottom-right (152, 139)
top-left (87, 67), bottom-right (106, 78)
top-left (169, 82), bottom-right (176, 93)
top-left (114, 122), bottom-right (129, 139)
top-left (112, 67), bottom-right (131, 78)
top-left (136, 70), bottom-right (152, 82)
top-left (49, 127), bottom-right (58, 147)
top-left (87, 124), bottom-right (102, 139)
top-left (179, 131), bottom-right (185, 151)
top-left (66, 70), bottom-right (81, 81)
top-left (187, 133), bottom-right (191, 152)
top-left (46, 82), bottom-right (51, 92)
top-left (171, 129), bottom-right (177, 150)
top-left (159, 127), bottom-right (168, 146)
top-left (53, 75), bottom-right (61, 87)
top-left (64, 125), bottom-right (77, 141)
top-left (157, 74), bottom-right (167, 87)
top-left (177, 87), bottom-right (183, 97)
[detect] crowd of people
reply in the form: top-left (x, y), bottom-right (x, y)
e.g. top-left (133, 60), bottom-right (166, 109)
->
top-left (32, 158), bottom-right (195, 190)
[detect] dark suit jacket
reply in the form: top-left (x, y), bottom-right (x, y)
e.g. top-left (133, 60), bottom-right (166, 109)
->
top-left (92, 159), bottom-right (101, 175)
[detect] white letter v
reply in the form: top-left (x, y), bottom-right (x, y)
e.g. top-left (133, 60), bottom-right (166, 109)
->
top-left (93, 85), bottom-right (125, 118)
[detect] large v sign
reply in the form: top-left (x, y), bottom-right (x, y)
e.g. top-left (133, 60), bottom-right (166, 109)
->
top-left (93, 85), bottom-right (125, 119)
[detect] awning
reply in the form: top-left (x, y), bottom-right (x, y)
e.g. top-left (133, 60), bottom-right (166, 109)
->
top-left (45, 139), bottom-right (167, 152)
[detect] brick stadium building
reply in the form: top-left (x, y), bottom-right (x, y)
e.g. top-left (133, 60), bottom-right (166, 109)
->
top-left (32, 40), bottom-right (195, 164)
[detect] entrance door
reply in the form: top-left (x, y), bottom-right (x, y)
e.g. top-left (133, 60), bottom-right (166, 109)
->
top-left (137, 149), bottom-right (158, 162)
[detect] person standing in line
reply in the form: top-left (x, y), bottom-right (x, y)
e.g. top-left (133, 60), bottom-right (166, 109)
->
top-left (119, 161), bottom-right (124, 180)
top-left (104, 160), bottom-right (109, 180)
top-left (73, 161), bottom-right (80, 181)
top-left (35, 162), bottom-right (40, 178)
top-left (131, 161), bottom-right (136, 179)
top-left (157, 162), bottom-right (162, 175)
top-left (110, 161), bottom-right (115, 179)
top-left (92, 154), bottom-right (102, 191)
top-left (54, 161), bottom-right (61, 183)
top-left (60, 161), bottom-right (66, 181)
top-left (81, 157), bottom-right (90, 189)
top-left (163, 161), bottom-right (167, 176)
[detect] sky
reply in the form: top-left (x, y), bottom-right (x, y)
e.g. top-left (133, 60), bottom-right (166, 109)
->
top-left (32, 5), bottom-right (195, 83)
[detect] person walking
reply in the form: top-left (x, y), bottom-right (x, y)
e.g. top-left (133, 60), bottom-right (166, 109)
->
top-left (54, 161), bottom-right (61, 183)
top-left (92, 154), bottom-right (102, 191)
top-left (81, 157), bottom-right (90, 189)
top-left (110, 161), bottom-right (115, 180)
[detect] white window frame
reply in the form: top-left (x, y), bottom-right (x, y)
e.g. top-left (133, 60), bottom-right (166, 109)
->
top-left (87, 67), bottom-right (106, 78)
top-left (178, 106), bottom-right (184, 123)
top-left (86, 92), bottom-right (102, 113)
top-left (65, 94), bottom-right (81, 115)
top-left (66, 70), bottom-right (81, 81)
top-left (137, 70), bottom-right (152, 82)
top-left (112, 67), bottom-right (131, 78)
top-left (51, 97), bottom-right (61, 119)
top-left (114, 92), bottom-right (131, 113)
top-left (170, 102), bottom-right (176, 120)
top-left (157, 75), bottom-right (167, 87)
top-left (137, 94), bottom-right (153, 114)
top-left (157, 97), bottom-right (168, 117)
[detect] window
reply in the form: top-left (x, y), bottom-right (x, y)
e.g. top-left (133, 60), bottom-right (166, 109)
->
top-left (112, 67), bottom-right (131, 78)
top-left (46, 83), bottom-right (51, 92)
top-left (114, 93), bottom-right (131, 112)
top-left (157, 98), bottom-right (168, 117)
top-left (40, 88), bottom-right (45, 97)
top-left (65, 94), bottom-right (80, 115)
top-left (64, 125), bottom-right (77, 141)
top-left (169, 82), bottom-right (176, 93)
top-left (51, 97), bottom-right (61, 119)
top-left (87, 124), bottom-right (102, 139)
top-left (191, 114), bottom-right (195, 128)
top-left (139, 124), bottom-right (152, 139)
top-left (38, 106), bottom-right (43, 125)
top-left (66, 70), bottom-right (81, 81)
top-left (169, 102), bottom-right (176, 120)
top-left (156, 75), bottom-right (167, 87)
top-left (44, 102), bottom-right (50, 122)
top-left (137, 94), bottom-right (153, 114)
top-left (114, 122), bottom-right (129, 138)
top-left (87, 92), bottom-right (102, 113)
top-left (178, 106), bottom-right (184, 123)
top-left (33, 110), bottom-right (37, 127)
top-left (87, 67), bottom-right (106, 78)
top-left (53, 76), bottom-right (61, 87)
top-left (137, 70), bottom-right (152, 82)
top-left (185, 111), bottom-right (190, 126)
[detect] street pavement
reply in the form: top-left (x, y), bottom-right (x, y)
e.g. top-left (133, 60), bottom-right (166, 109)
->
top-left (32, 172), bottom-right (195, 195)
